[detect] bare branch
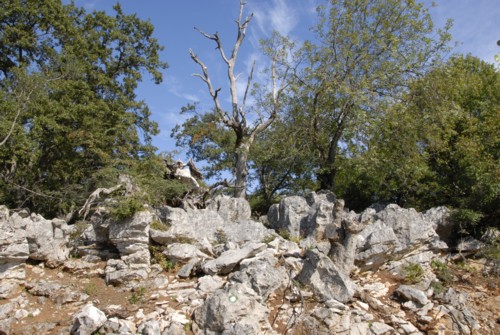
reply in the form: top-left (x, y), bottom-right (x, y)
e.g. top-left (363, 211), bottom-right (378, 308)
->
top-left (0, 107), bottom-right (22, 146)
top-left (78, 184), bottom-right (123, 219)
top-left (240, 60), bottom-right (255, 118)
top-left (189, 48), bottom-right (232, 126)
top-left (194, 27), bottom-right (230, 65)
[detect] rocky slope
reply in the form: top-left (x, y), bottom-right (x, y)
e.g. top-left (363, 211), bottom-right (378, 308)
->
top-left (0, 193), bottom-right (498, 335)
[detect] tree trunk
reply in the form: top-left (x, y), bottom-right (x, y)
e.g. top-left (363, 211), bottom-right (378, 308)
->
top-left (317, 128), bottom-right (343, 191)
top-left (234, 142), bottom-right (250, 198)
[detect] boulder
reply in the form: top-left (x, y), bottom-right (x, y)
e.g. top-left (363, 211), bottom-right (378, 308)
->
top-left (104, 259), bottom-right (149, 286)
top-left (70, 304), bottom-right (107, 335)
top-left (268, 196), bottom-right (310, 239)
top-left (229, 251), bottom-right (287, 300)
top-left (207, 195), bottom-right (251, 222)
top-left (193, 282), bottom-right (272, 334)
top-left (201, 242), bottom-right (267, 275)
top-left (296, 249), bottom-right (355, 303)
top-left (396, 285), bottom-right (429, 306)
top-left (0, 208), bottom-right (29, 298)
top-left (163, 243), bottom-right (210, 263)
top-left (152, 206), bottom-right (273, 252)
top-left (355, 204), bottom-right (445, 271)
top-left (424, 206), bottom-right (453, 246)
top-left (25, 214), bottom-right (71, 267)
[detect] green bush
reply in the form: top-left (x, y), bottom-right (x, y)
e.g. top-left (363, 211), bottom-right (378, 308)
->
top-left (109, 196), bottom-right (144, 221)
top-left (403, 263), bottom-right (424, 284)
top-left (128, 286), bottom-right (146, 304)
top-left (450, 208), bottom-right (484, 237)
top-left (431, 259), bottom-right (454, 284)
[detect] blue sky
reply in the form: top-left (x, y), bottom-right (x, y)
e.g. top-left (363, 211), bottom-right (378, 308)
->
top-left (70, 0), bottom-right (500, 156)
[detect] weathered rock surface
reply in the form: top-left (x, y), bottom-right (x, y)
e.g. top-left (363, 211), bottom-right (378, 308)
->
top-left (201, 242), bottom-right (267, 275)
top-left (70, 304), bottom-right (107, 335)
top-left (0, 194), bottom-right (496, 335)
top-left (193, 282), bottom-right (273, 334)
top-left (26, 215), bottom-right (71, 267)
top-left (207, 195), bottom-right (251, 222)
top-left (297, 249), bottom-right (355, 303)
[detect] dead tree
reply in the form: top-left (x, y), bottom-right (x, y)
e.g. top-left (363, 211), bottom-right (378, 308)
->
top-left (189, 0), bottom-right (289, 199)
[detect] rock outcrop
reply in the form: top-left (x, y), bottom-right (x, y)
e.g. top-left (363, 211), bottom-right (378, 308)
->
top-left (0, 193), bottom-right (497, 335)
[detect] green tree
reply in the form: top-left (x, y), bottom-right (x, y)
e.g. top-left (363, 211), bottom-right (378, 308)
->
top-left (0, 0), bottom-right (167, 216)
top-left (290, 0), bottom-right (451, 191)
top-left (409, 55), bottom-right (499, 233)
top-left (336, 55), bottom-right (499, 236)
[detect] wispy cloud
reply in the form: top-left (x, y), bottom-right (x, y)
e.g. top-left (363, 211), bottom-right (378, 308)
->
top-left (427, 0), bottom-right (500, 63)
top-left (165, 76), bottom-right (200, 102)
top-left (252, 0), bottom-right (299, 37)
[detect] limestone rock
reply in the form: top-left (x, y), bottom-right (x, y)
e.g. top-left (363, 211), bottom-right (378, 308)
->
top-left (201, 242), bottom-right (267, 275)
top-left (193, 282), bottom-right (271, 334)
top-left (229, 251), bottom-right (287, 300)
top-left (26, 215), bottom-right (70, 267)
top-left (396, 285), bottom-right (429, 306)
top-left (207, 195), bottom-right (251, 222)
top-left (296, 249), bottom-right (355, 303)
top-left (70, 304), bottom-right (107, 335)
top-left (163, 243), bottom-right (210, 263)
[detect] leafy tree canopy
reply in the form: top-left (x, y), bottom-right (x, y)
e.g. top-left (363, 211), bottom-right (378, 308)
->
top-left (0, 0), bottom-right (167, 217)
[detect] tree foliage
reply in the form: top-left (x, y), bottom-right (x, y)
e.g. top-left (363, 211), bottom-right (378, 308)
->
top-left (0, 0), bottom-right (167, 216)
top-left (336, 55), bottom-right (499, 235)
top-left (289, 0), bottom-right (451, 191)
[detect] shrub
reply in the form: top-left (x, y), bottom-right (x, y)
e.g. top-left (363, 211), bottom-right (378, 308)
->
top-left (403, 263), bottom-right (424, 284)
top-left (128, 286), bottom-right (146, 304)
top-left (150, 219), bottom-right (170, 231)
top-left (431, 259), bottom-right (454, 284)
top-left (109, 196), bottom-right (144, 221)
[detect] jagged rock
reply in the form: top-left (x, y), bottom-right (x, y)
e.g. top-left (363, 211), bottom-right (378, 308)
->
top-left (25, 280), bottom-right (89, 305)
top-left (105, 259), bottom-right (149, 286)
top-left (70, 304), bottom-right (107, 335)
top-left (163, 243), bottom-right (210, 263)
top-left (176, 257), bottom-right (203, 278)
top-left (456, 237), bottom-right (485, 256)
top-left (162, 322), bottom-right (186, 335)
top-left (26, 214), bottom-right (71, 267)
top-left (355, 204), bottom-right (446, 271)
top-left (330, 210), bottom-right (369, 275)
top-left (424, 206), bottom-right (453, 246)
top-left (99, 210), bottom-right (153, 286)
top-left (207, 195), bottom-right (251, 221)
top-left (267, 236), bottom-right (302, 257)
top-left (296, 249), bottom-right (355, 303)
top-left (396, 285), bottom-right (429, 306)
top-left (390, 315), bottom-right (422, 335)
top-left (268, 196), bottom-right (310, 239)
top-left (197, 275), bottom-right (225, 296)
top-left (369, 322), bottom-right (395, 334)
top-left (152, 205), bottom-right (273, 252)
top-left (201, 242), bottom-right (267, 275)
top-left (229, 251), bottom-right (287, 300)
top-left (102, 317), bottom-right (136, 334)
top-left (268, 191), bottom-right (342, 242)
top-left (0, 208), bottom-right (30, 298)
top-left (193, 282), bottom-right (272, 334)
top-left (137, 319), bottom-right (161, 335)
top-left (109, 210), bottom-right (152, 265)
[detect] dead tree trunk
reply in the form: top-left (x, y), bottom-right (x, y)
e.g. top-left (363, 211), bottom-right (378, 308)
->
top-left (189, 0), bottom-right (289, 199)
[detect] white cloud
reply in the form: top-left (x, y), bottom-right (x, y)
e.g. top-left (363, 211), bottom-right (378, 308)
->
top-left (426, 0), bottom-right (500, 63)
top-left (165, 76), bottom-right (200, 102)
top-left (252, 0), bottom-right (299, 37)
